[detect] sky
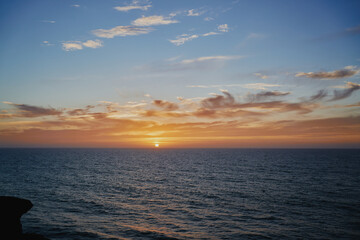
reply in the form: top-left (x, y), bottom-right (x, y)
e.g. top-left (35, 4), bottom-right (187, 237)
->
top-left (0, 0), bottom-right (360, 148)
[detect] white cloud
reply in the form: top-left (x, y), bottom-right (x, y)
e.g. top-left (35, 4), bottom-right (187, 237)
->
top-left (187, 9), bottom-right (202, 16)
top-left (114, 5), bottom-right (151, 11)
top-left (42, 20), bottom-right (55, 24)
top-left (62, 39), bottom-right (103, 51)
top-left (132, 15), bottom-right (178, 26)
top-left (181, 55), bottom-right (243, 64)
top-left (254, 73), bottom-right (269, 79)
top-left (169, 24), bottom-right (229, 46)
top-left (135, 55), bottom-right (244, 72)
top-left (92, 25), bottom-right (153, 38)
top-left (169, 34), bottom-right (199, 46)
top-left (42, 41), bottom-right (54, 46)
top-left (202, 32), bottom-right (219, 37)
top-left (243, 83), bottom-right (281, 90)
top-left (114, 0), bottom-right (151, 12)
top-left (72, 4), bottom-right (80, 8)
top-left (218, 24), bottom-right (229, 32)
top-left (204, 17), bottom-right (214, 21)
top-left (82, 39), bottom-right (103, 48)
top-left (62, 41), bottom-right (83, 51)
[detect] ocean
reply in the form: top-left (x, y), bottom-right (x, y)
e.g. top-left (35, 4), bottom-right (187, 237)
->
top-left (0, 148), bottom-right (359, 239)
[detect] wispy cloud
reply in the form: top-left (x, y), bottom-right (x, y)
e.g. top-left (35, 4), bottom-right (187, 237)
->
top-left (42, 41), bottom-right (54, 46)
top-left (296, 66), bottom-right (359, 79)
top-left (330, 82), bottom-right (360, 101)
top-left (169, 24), bottom-right (229, 46)
top-left (2, 102), bottom-right (62, 118)
top-left (169, 34), bottom-right (199, 46)
top-left (217, 24), bottom-right (229, 33)
top-left (187, 83), bottom-right (281, 90)
top-left (202, 32), bottom-right (219, 37)
top-left (180, 55), bottom-right (242, 64)
top-left (308, 89), bottom-right (328, 102)
top-left (132, 15), bottom-right (178, 26)
top-left (2, 86), bottom-right (360, 148)
top-left (114, 0), bottom-right (151, 12)
top-left (62, 39), bottom-right (103, 51)
top-left (72, 4), bottom-right (80, 8)
top-left (187, 9), bottom-right (203, 16)
top-left (42, 20), bottom-right (55, 24)
top-left (204, 17), bottom-right (214, 21)
top-left (92, 26), bottom-right (153, 38)
top-left (137, 55), bottom-right (244, 72)
top-left (199, 90), bottom-right (313, 114)
top-left (246, 91), bottom-right (290, 102)
top-left (254, 73), bottom-right (269, 79)
top-left (243, 83), bottom-right (281, 90)
top-left (153, 100), bottom-right (179, 111)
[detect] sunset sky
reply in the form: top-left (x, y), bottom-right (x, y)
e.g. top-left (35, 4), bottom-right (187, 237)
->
top-left (0, 0), bottom-right (360, 148)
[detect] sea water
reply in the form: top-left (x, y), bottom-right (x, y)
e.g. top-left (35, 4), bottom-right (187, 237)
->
top-left (0, 148), bottom-right (359, 239)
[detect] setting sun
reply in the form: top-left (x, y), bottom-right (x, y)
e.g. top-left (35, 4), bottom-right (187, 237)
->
top-left (154, 143), bottom-right (159, 148)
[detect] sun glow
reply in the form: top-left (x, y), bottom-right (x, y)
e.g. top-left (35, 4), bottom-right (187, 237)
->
top-left (154, 143), bottom-right (159, 148)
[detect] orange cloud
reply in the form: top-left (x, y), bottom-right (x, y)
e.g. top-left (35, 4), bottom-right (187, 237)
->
top-left (1, 89), bottom-right (359, 148)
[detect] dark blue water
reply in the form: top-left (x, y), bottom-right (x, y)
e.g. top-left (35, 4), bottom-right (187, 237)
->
top-left (0, 149), bottom-right (359, 239)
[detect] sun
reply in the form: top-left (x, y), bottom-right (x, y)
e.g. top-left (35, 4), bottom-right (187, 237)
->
top-left (154, 143), bottom-right (160, 148)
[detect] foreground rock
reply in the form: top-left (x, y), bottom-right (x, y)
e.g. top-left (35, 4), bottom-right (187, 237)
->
top-left (0, 196), bottom-right (49, 240)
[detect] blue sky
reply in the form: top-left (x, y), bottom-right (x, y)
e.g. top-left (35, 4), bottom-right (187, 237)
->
top-left (0, 0), bottom-right (360, 147)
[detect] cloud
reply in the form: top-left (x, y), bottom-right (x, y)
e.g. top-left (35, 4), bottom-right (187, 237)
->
top-left (82, 39), bottom-right (103, 48)
top-left (254, 73), bottom-right (269, 79)
top-left (92, 26), bottom-right (153, 38)
top-left (202, 32), bottom-right (219, 37)
top-left (2, 87), bottom-right (360, 147)
top-left (136, 55), bottom-right (243, 72)
top-left (308, 89), bottom-right (328, 102)
top-left (67, 105), bottom-right (95, 116)
top-left (242, 83), bottom-right (281, 90)
top-left (247, 91), bottom-right (290, 102)
top-left (42, 20), bottom-right (55, 24)
top-left (187, 84), bottom-right (243, 88)
top-left (169, 24), bottom-right (229, 46)
top-left (62, 41), bottom-right (83, 51)
top-left (180, 55), bottom-right (242, 64)
top-left (187, 9), bottom-right (203, 16)
top-left (114, 0), bottom-right (151, 12)
top-left (217, 24), bottom-right (229, 32)
top-left (187, 83), bottom-right (281, 89)
top-left (152, 100), bottom-right (179, 111)
top-left (3, 102), bottom-right (62, 118)
top-left (72, 4), bottom-right (80, 8)
top-left (296, 66), bottom-right (359, 79)
top-left (132, 15), bottom-right (178, 26)
top-left (62, 39), bottom-right (103, 51)
top-left (204, 17), bottom-right (214, 21)
top-left (42, 41), bottom-right (54, 46)
top-left (201, 90), bottom-right (235, 109)
top-left (169, 34), bottom-right (199, 46)
top-left (198, 91), bottom-right (313, 114)
top-left (330, 82), bottom-right (360, 101)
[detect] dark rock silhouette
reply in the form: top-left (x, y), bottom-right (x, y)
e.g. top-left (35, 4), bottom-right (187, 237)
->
top-left (0, 196), bottom-right (49, 240)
